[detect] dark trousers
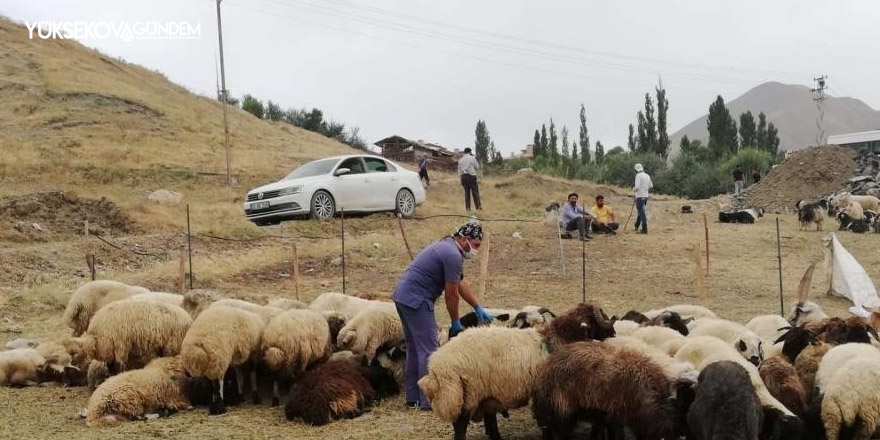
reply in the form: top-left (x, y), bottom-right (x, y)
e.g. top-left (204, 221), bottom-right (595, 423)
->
top-left (460, 174), bottom-right (481, 210)
top-left (419, 169), bottom-right (430, 185)
top-left (591, 222), bottom-right (619, 234)
top-left (634, 198), bottom-right (648, 233)
top-left (566, 217), bottom-right (589, 238)
top-left (395, 302), bottom-right (438, 410)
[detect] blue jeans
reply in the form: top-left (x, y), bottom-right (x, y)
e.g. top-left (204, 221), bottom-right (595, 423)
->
top-left (634, 197), bottom-right (648, 232)
top-left (395, 301), bottom-right (438, 409)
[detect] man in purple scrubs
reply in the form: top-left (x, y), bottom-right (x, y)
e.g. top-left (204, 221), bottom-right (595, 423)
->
top-left (392, 222), bottom-right (493, 410)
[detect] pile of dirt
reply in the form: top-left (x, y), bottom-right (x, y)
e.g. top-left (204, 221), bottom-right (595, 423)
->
top-left (746, 146), bottom-right (855, 212)
top-left (0, 191), bottom-right (137, 242)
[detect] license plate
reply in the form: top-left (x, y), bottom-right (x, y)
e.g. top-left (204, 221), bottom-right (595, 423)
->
top-left (251, 201), bottom-right (269, 210)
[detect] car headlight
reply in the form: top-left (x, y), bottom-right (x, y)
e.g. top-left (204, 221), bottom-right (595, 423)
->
top-left (278, 185), bottom-right (303, 196)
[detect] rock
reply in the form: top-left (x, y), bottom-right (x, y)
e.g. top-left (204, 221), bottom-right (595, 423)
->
top-left (517, 168), bottom-right (535, 174)
top-left (147, 189), bottom-right (183, 204)
top-left (77, 408), bottom-right (88, 419)
top-left (319, 280), bottom-right (331, 288)
top-left (849, 175), bottom-right (874, 183)
top-left (4, 338), bottom-right (39, 349)
top-left (32, 222), bottom-right (43, 231)
top-left (512, 232), bottom-right (523, 240)
top-left (330, 257), bottom-right (343, 267)
top-left (372, 243), bottom-right (380, 249)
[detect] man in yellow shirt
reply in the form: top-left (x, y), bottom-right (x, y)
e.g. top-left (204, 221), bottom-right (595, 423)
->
top-left (590, 195), bottom-right (619, 235)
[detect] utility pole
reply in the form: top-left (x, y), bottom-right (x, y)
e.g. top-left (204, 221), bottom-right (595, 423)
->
top-left (811, 75), bottom-right (828, 146)
top-left (216, 0), bottom-right (232, 186)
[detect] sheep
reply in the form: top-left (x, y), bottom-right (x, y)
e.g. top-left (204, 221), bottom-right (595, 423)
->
top-left (645, 310), bottom-right (690, 335)
top-left (746, 314), bottom-right (791, 343)
top-left (180, 305), bottom-right (266, 414)
top-left (837, 211), bottom-right (872, 232)
top-left (459, 308), bottom-right (516, 328)
top-left (613, 319), bottom-right (640, 337)
top-left (85, 356), bottom-right (190, 427)
top-left (688, 318), bottom-right (765, 365)
top-left (181, 289), bottom-right (219, 318)
top-left (322, 311), bottom-right (348, 349)
top-left (261, 309), bottom-right (333, 406)
top-left (630, 325), bottom-right (688, 357)
top-left (814, 343), bottom-right (880, 394)
top-left (794, 342), bottom-right (830, 405)
top-left (129, 291), bottom-right (184, 307)
top-left (62, 280), bottom-right (150, 336)
top-left (309, 292), bottom-right (379, 320)
top-left (644, 304), bottom-right (716, 320)
top-left (4, 338), bottom-right (39, 350)
top-left (687, 361), bottom-right (763, 440)
top-left (819, 356), bottom-right (880, 440)
top-left (509, 306), bottom-right (556, 329)
top-left (798, 199), bottom-right (830, 231)
top-left (774, 325), bottom-right (819, 364)
top-left (418, 302), bottom-right (616, 440)
top-left (284, 356), bottom-right (400, 426)
top-left (265, 297), bottom-right (308, 310)
top-left (605, 336), bottom-right (699, 386)
top-left (531, 341), bottom-right (692, 440)
top-left (674, 336), bottom-right (798, 418)
top-left (833, 192), bottom-right (880, 214)
top-left (621, 309), bottom-right (649, 323)
top-left (63, 300), bottom-right (192, 373)
top-left (336, 302), bottom-right (403, 362)
top-left (759, 356), bottom-right (808, 417)
top-left (0, 349), bottom-right (48, 387)
top-left (208, 298), bottom-right (283, 323)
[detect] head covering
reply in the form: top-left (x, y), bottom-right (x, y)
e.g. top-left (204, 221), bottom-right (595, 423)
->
top-left (634, 163), bottom-right (644, 173)
top-left (463, 147), bottom-right (473, 154)
top-left (453, 222), bottom-right (483, 240)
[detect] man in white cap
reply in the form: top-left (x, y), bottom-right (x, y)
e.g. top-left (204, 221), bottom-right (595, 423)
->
top-left (633, 163), bottom-right (653, 234)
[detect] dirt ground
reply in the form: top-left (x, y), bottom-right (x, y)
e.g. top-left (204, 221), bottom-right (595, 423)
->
top-left (1, 172), bottom-right (873, 440)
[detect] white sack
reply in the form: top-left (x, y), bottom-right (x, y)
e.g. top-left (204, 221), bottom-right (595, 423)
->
top-left (823, 233), bottom-right (880, 310)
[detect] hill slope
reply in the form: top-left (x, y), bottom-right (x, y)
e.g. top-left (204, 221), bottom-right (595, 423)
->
top-left (670, 81), bottom-right (880, 152)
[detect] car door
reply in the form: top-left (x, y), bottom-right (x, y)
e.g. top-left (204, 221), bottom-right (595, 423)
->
top-left (332, 157), bottom-right (369, 212)
top-left (363, 157), bottom-right (396, 210)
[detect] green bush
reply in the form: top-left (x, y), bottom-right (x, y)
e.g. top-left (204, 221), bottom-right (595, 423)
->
top-left (602, 152), bottom-right (665, 187)
top-left (719, 148), bottom-right (774, 177)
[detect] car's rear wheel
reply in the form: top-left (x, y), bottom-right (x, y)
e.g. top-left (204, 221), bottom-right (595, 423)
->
top-left (310, 190), bottom-right (336, 220)
top-left (395, 189), bottom-right (416, 218)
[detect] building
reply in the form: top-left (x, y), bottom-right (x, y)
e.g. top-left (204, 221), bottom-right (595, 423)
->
top-left (828, 129), bottom-right (880, 155)
top-left (373, 135), bottom-right (459, 171)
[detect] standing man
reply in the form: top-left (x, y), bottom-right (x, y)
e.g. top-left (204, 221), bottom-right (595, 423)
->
top-left (733, 165), bottom-right (745, 197)
top-left (418, 153), bottom-right (430, 187)
top-left (590, 195), bottom-right (619, 235)
top-left (458, 147), bottom-right (482, 211)
top-left (392, 223), bottom-right (492, 410)
top-left (562, 193), bottom-right (592, 241)
top-left (633, 163), bottom-right (653, 234)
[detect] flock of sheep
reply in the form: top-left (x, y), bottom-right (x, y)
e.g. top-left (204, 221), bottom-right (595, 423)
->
top-left (3, 277), bottom-right (880, 440)
top-left (798, 192), bottom-right (880, 233)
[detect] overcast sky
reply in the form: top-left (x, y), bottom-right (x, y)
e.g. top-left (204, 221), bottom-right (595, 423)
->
top-left (3, 0), bottom-right (879, 155)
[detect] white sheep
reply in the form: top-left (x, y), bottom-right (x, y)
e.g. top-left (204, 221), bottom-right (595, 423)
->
top-left (309, 292), bottom-right (380, 320)
top-left (688, 318), bottom-right (764, 365)
top-left (336, 302), bottom-right (403, 361)
top-left (181, 305), bottom-right (265, 415)
top-left (630, 325), bottom-right (688, 357)
top-left (129, 291), bottom-right (184, 307)
top-left (645, 304), bottom-right (717, 320)
top-left (63, 300), bottom-right (192, 373)
top-left (788, 301), bottom-right (829, 327)
top-left (181, 289), bottom-right (220, 318)
top-left (261, 309), bottom-right (333, 406)
top-left (613, 319), bottom-right (640, 337)
top-left (673, 336), bottom-right (795, 417)
top-left (62, 280), bottom-right (150, 336)
top-left (814, 343), bottom-right (880, 394)
top-left (745, 314), bottom-right (791, 343)
top-left (208, 298), bottom-right (283, 323)
top-left (605, 336), bottom-right (699, 386)
top-left (85, 356), bottom-right (190, 427)
top-left (265, 297), bottom-right (308, 310)
top-left (0, 349), bottom-right (48, 387)
top-left (820, 356), bottom-right (880, 440)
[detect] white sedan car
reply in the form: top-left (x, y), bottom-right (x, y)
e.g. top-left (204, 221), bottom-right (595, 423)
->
top-left (243, 155), bottom-right (427, 225)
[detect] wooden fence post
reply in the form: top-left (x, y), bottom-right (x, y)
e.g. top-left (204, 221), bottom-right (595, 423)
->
top-left (292, 242), bottom-right (300, 301)
top-left (703, 213), bottom-right (710, 276)
top-left (178, 251), bottom-right (186, 294)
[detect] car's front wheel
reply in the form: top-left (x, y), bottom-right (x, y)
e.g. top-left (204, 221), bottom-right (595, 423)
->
top-left (395, 188), bottom-right (416, 218)
top-left (310, 190), bottom-right (336, 220)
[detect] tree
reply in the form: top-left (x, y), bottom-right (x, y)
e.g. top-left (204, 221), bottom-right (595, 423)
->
top-left (549, 119), bottom-right (559, 159)
top-left (474, 120), bottom-right (491, 165)
top-left (487, 141), bottom-right (502, 165)
top-left (265, 100), bottom-right (284, 121)
top-left (766, 122), bottom-right (780, 156)
top-left (644, 93), bottom-right (658, 153)
top-left (656, 86), bottom-right (670, 159)
top-left (595, 141), bottom-right (605, 164)
top-left (579, 104), bottom-right (590, 164)
top-left (571, 139), bottom-right (578, 161)
top-left (540, 124), bottom-right (548, 159)
top-left (606, 146), bottom-right (626, 157)
top-left (561, 126), bottom-right (570, 158)
top-left (739, 111), bottom-right (757, 149)
top-left (627, 124), bottom-right (636, 152)
top-left (303, 108), bottom-right (324, 132)
top-left (756, 112), bottom-right (768, 151)
top-left (241, 94), bottom-right (264, 119)
top-left (637, 111), bottom-right (649, 153)
top-left (707, 95), bottom-right (738, 158)
top-left (533, 130), bottom-right (542, 158)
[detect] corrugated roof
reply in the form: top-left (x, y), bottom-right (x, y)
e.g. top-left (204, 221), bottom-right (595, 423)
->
top-left (828, 129), bottom-right (880, 146)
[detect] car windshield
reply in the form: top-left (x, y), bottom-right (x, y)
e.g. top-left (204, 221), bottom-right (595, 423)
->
top-left (284, 158), bottom-right (339, 180)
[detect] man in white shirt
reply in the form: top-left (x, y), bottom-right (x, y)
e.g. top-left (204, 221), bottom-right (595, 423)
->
top-left (633, 163), bottom-right (653, 234)
top-left (458, 148), bottom-right (482, 211)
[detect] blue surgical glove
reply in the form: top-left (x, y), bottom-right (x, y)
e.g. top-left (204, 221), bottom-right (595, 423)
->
top-left (474, 305), bottom-right (494, 323)
top-left (449, 319), bottom-right (464, 338)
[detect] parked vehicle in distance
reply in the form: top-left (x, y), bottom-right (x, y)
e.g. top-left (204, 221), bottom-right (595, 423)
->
top-left (243, 155), bottom-right (426, 225)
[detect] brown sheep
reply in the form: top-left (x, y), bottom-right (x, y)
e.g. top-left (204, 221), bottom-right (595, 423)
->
top-left (531, 341), bottom-right (691, 440)
top-left (759, 356), bottom-right (808, 417)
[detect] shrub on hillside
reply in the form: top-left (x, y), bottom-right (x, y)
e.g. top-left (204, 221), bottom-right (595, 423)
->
top-left (602, 152), bottom-right (665, 187)
top-left (241, 94), bottom-right (264, 119)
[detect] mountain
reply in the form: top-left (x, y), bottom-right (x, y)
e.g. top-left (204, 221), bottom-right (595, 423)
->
top-left (669, 82), bottom-right (880, 153)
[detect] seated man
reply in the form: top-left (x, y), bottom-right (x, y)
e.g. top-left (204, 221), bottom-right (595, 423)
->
top-left (590, 195), bottom-right (619, 235)
top-left (561, 193), bottom-right (592, 241)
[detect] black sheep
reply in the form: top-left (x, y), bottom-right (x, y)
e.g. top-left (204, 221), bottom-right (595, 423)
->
top-left (687, 361), bottom-right (763, 440)
top-left (836, 212), bottom-right (871, 233)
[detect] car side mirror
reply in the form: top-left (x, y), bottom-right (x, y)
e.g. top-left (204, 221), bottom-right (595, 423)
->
top-left (334, 168), bottom-right (351, 177)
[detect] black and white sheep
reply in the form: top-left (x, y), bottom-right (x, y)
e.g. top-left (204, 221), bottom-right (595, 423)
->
top-left (687, 318), bottom-right (765, 365)
top-left (719, 208), bottom-right (764, 224)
